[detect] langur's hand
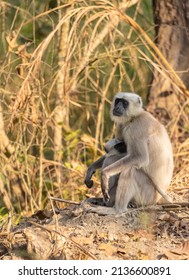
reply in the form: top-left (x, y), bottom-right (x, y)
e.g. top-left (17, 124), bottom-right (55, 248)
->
top-left (84, 167), bottom-right (95, 188)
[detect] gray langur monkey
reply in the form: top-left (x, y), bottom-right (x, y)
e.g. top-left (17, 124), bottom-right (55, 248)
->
top-left (84, 139), bottom-right (127, 206)
top-left (85, 92), bottom-right (174, 215)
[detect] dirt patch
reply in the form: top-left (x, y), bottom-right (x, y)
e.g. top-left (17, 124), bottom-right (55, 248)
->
top-left (1, 197), bottom-right (189, 260)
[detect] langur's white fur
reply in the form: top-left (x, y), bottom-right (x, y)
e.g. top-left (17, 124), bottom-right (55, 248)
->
top-left (86, 92), bottom-right (174, 215)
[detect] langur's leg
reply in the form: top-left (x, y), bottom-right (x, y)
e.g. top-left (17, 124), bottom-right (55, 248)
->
top-left (114, 168), bottom-right (137, 212)
top-left (114, 168), bottom-right (157, 212)
top-left (83, 169), bottom-right (158, 215)
top-left (133, 169), bottom-right (172, 205)
top-left (84, 170), bottom-right (134, 215)
top-left (105, 175), bottom-right (119, 207)
top-left (132, 169), bottom-right (157, 206)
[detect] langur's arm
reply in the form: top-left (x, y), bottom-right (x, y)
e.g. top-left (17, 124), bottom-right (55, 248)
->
top-left (101, 139), bottom-right (149, 201)
top-left (84, 155), bottom-right (106, 188)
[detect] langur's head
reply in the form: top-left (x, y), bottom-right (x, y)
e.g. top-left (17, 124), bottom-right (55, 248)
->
top-left (110, 92), bottom-right (143, 124)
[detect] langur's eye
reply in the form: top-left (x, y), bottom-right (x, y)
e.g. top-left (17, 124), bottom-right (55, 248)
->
top-left (115, 99), bottom-right (119, 106)
top-left (122, 100), bottom-right (129, 107)
top-left (114, 98), bottom-right (129, 108)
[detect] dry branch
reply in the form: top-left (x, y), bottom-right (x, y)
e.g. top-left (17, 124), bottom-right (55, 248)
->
top-left (29, 220), bottom-right (97, 260)
top-left (49, 196), bottom-right (80, 205)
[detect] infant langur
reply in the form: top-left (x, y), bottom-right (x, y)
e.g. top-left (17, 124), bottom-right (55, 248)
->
top-left (84, 92), bottom-right (174, 215)
top-left (84, 138), bottom-right (127, 207)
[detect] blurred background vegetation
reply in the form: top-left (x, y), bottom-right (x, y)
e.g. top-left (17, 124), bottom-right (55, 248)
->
top-left (0, 0), bottom-right (188, 218)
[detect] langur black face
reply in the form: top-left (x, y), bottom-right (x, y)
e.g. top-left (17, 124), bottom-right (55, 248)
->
top-left (111, 93), bottom-right (143, 124)
top-left (113, 98), bottom-right (129, 116)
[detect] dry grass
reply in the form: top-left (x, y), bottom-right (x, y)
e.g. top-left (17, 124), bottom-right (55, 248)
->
top-left (0, 0), bottom-right (188, 217)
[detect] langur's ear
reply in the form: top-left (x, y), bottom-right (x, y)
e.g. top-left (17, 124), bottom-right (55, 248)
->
top-left (138, 96), bottom-right (142, 105)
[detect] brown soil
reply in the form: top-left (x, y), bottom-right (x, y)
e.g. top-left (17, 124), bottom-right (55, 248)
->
top-left (1, 186), bottom-right (189, 260)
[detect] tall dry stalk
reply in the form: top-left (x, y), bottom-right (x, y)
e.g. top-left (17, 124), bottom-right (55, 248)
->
top-left (95, 62), bottom-right (118, 152)
top-left (54, 1), bottom-right (73, 186)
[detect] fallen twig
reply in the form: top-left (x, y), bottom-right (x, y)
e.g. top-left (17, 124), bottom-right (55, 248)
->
top-left (116, 201), bottom-right (189, 217)
top-left (49, 196), bottom-right (80, 205)
top-left (159, 202), bottom-right (189, 209)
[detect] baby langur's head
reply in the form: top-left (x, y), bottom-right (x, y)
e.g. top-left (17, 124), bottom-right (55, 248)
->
top-left (104, 139), bottom-right (127, 156)
top-left (111, 92), bottom-right (143, 124)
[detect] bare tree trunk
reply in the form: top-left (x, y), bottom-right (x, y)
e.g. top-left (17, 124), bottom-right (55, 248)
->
top-left (148, 0), bottom-right (189, 126)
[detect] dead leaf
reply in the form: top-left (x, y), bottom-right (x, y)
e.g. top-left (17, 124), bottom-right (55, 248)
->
top-left (97, 231), bottom-right (108, 239)
top-left (163, 249), bottom-right (189, 260)
top-left (181, 240), bottom-right (189, 251)
top-left (71, 236), bottom-right (93, 245)
top-left (158, 213), bottom-right (170, 221)
top-left (98, 243), bottom-right (117, 255)
top-left (134, 229), bottom-right (154, 241)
